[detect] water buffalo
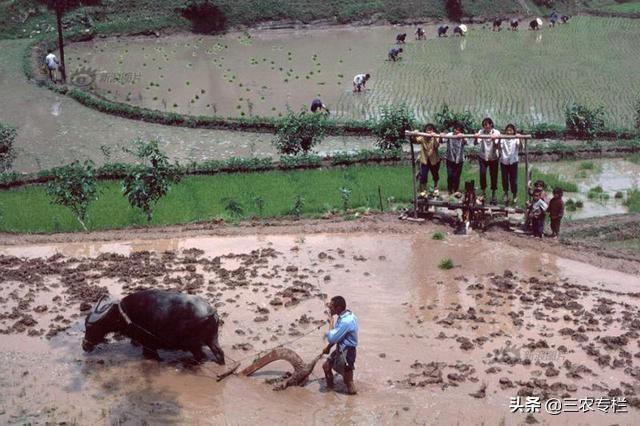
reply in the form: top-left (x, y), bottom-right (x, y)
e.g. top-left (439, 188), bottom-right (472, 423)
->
top-left (438, 25), bottom-right (449, 37)
top-left (82, 289), bottom-right (225, 364)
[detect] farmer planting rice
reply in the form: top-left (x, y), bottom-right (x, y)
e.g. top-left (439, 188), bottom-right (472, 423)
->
top-left (453, 24), bottom-right (467, 36)
top-left (510, 18), bottom-right (519, 30)
top-left (530, 18), bottom-right (543, 30)
top-left (415, 27), bottom-right (425, 40)
top-left (395, 33), bottom-right (407, 44)
top-left (310, 98), bottom-right (329, 114)
top-left (388, 47), bottom-right (403, 62)
top-left (352, 72), bottom-right (370, 92)
top-left (437, 25), bottom-right (449, 37)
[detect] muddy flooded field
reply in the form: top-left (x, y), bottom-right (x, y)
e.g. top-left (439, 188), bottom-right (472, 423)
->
top-left (536, 158), bottom-right (640, 219)
top-left (62, 17), bottom-right (640, 125)
top-left (1, 228), bottom-right (640, 424)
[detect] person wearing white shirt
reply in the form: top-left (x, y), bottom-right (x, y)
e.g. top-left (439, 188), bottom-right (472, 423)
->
top-left (499, 123), bottom-right (521, 205)
top-left (352, 73), bottom-right (370, 92)
top-left (45, 49), bottom-right (59, 81)
top-left (474, 117), bottom-right (500, 204)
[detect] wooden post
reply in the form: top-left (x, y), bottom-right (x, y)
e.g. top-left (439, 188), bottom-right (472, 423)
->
top-left (410, 139), bottom-right (418, 218)
top-left (524, 138), bottom-right (529, 202)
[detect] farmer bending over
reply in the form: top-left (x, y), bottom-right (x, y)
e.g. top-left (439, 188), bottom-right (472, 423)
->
top-left (353, 73), bottom-right (371, 92)
top-left (323, 295), bottom-right (358, 395)
top-left (310, 98), bottom-right (330, 114)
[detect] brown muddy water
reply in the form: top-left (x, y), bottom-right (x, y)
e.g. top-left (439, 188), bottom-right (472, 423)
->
top-left (1, 231), bottom-right (640, 424)
top-left (536, 158), bottom-right (640, 219)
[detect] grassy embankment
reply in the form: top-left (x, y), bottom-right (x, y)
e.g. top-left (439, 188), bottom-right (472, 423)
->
top-left (0, 164), bottom-right (575, 233)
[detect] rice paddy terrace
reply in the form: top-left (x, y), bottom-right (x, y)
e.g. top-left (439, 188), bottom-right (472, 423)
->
top-left (63, 16), bottom-right (640, 128)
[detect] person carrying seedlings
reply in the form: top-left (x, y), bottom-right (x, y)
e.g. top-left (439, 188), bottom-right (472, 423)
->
top-left (310, 98), bottom-right (329, 114)
top-left (45, 49), bottom-right (60, 81)
top-left (529, 188), bottom-right (548, 238)
top-left (388, 47), bottom-right (403, 62)
top-left (442, 122), bottom-right (467, 198)
top-left (474, 117), bottom-right (500, 204)
top-left (499, 123), bottom-right (521, 205)
top-left (352, 73), bottom-right (371, 93)
top-left (413, 123), bottom-right (441, 196)
top-left (322, 295), bottom-right (358, 395)
top-left (548, 187), bottom-right (565, 238)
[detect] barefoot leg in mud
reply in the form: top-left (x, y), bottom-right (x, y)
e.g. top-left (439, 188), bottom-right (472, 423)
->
top-left (322, 360), bottom-right (334, 389)
top-left (344, 370), bottom-right (357, 395)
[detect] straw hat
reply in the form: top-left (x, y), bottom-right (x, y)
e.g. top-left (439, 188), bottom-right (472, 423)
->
top-left (459, 24), bottom-right (468, 33)
top-left (536, 18), bottom-right (543, 26)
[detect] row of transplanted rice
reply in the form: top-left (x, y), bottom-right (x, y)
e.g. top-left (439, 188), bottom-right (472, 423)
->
top-left (334, 16), bottom-right (640, 127)
top-left (64, 16), bottom-right (640, 128)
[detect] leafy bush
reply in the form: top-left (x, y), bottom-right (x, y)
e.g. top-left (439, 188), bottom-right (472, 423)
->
top-left (0, 123), bottom-right (17, 173)
top-left (432, 231), bottom-right (445, 240)
top-left (615, 191), bottom-right (624, 199)
top-left (180, 0), bottom-right (226, 33)
top-left (625, 189), bottom-right (640, 213)
top-left (438, 258), bottom-right (454, 270)
top-left (122, 139), bottom-right (182, 222)
top-left (565, 198), bottom-right (577, 212)
top-left (222, 197), bottom-right (244, 218)
top-left (565, 103), bottom-right (606, 138)
top-left (372, 104), bottom-right (416, 151)
top-left (339, 186), bottom-right (351, 211)
top-left (290, 195), bottom-right (305, 218)
top-left (272, 110), bottom-right (328, 155)
top-left (46, 160), bottom-right (98, 231)
top-left (434, 104), bottom-right (475, 133)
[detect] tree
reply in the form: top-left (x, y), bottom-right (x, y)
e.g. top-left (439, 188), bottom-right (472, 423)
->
top-left (46, 160), bottom-right (99, 231)
top-left (122, 139), bottom-right (182, 222)
top-left (445, 0), bottom-right (464, 23)
top-left (0, 123), bottom-right (17, 173)
top-left (372, 104), bottom-right (416, 151)
top-left (180, 0), bottom-right (226, 34)
top-left (272, 110), bottom-right (328, 156)
top-left (434, 104), bottom-right (475, 133)
top-left (39, 0), bottom-right (101, 82)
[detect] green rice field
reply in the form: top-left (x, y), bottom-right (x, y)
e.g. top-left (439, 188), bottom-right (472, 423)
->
top-left (63, 16), bottom-right (640, 128)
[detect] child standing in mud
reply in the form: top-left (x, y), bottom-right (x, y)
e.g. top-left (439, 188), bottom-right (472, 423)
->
top-left (442, 122), bottom-right (467, 198)
top-left (548, 187), bottom-right (564, 238)
top-left (323, 295), bottom-right (358, 395)
top-left (530, 188), bottom-right (548, 238)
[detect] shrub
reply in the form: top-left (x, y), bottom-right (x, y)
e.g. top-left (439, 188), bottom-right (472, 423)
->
top-left (575, 200), bottom-right (584, 208)
top-left (565, 103), bottom-right (606, 138)
top-left (0, 123), bottom-right (17, 173)
top-left (339, 186), bottom-right (351, 211)
top-left (438, 258), bottom-right (454, 270)
top-left (565, 198), bottom-right (577, 212)
top-left (272, 110), bottom-right (328, 155)
top-left (290, 195), bottom-right (305, 218)
top-left (372, 104), bottom-right (416, 151)
top-left (46, 160), bottom-right (98, 231)
top-left (180, 0), bottom-right (226, 34)
top-left (222, 197), bottom-right (244, 218)
top-left (434, 104), bottom-right (475, 133)
top-left (625, 189), bottom-right (640, 213)
top-left (615, 191), bottom-right (624, 199)
top-left (432, 231), bottom-right (445, 240)
top-left (122, 139), bottom-right (182, 222)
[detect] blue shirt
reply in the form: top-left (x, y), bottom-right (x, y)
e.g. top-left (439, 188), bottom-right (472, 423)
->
top-left (326, 310), bottom-right (358, 350)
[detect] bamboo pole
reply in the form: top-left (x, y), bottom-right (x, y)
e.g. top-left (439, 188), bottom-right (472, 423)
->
top-left (405, 131), bottom-right (532, 139)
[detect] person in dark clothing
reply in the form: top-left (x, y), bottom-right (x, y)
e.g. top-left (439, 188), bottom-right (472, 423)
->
top-left (548, 187), bottom-right (565, 238)
top-left (438, 25), bottom-right (449, 37)
top-left (388, 47), bottom-right (403, 62)
top-left (310, 98), bottom-right (329, 114)
top-left (530, 188), bottom-right (548, 238)
top-left (415, 27), bottom-right (426, 40)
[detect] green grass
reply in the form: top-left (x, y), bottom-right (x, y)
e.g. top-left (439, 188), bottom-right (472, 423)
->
top-left (438, 258), bottom-right (454, 270)
top-left (625, 189), bottom-right (640, 213)
top-left (432, 231), bottom-right (445, 240)
top-left (0, 163), bottom-right (576, 233)
top-left (628, 153), bottom-right (640, 165)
